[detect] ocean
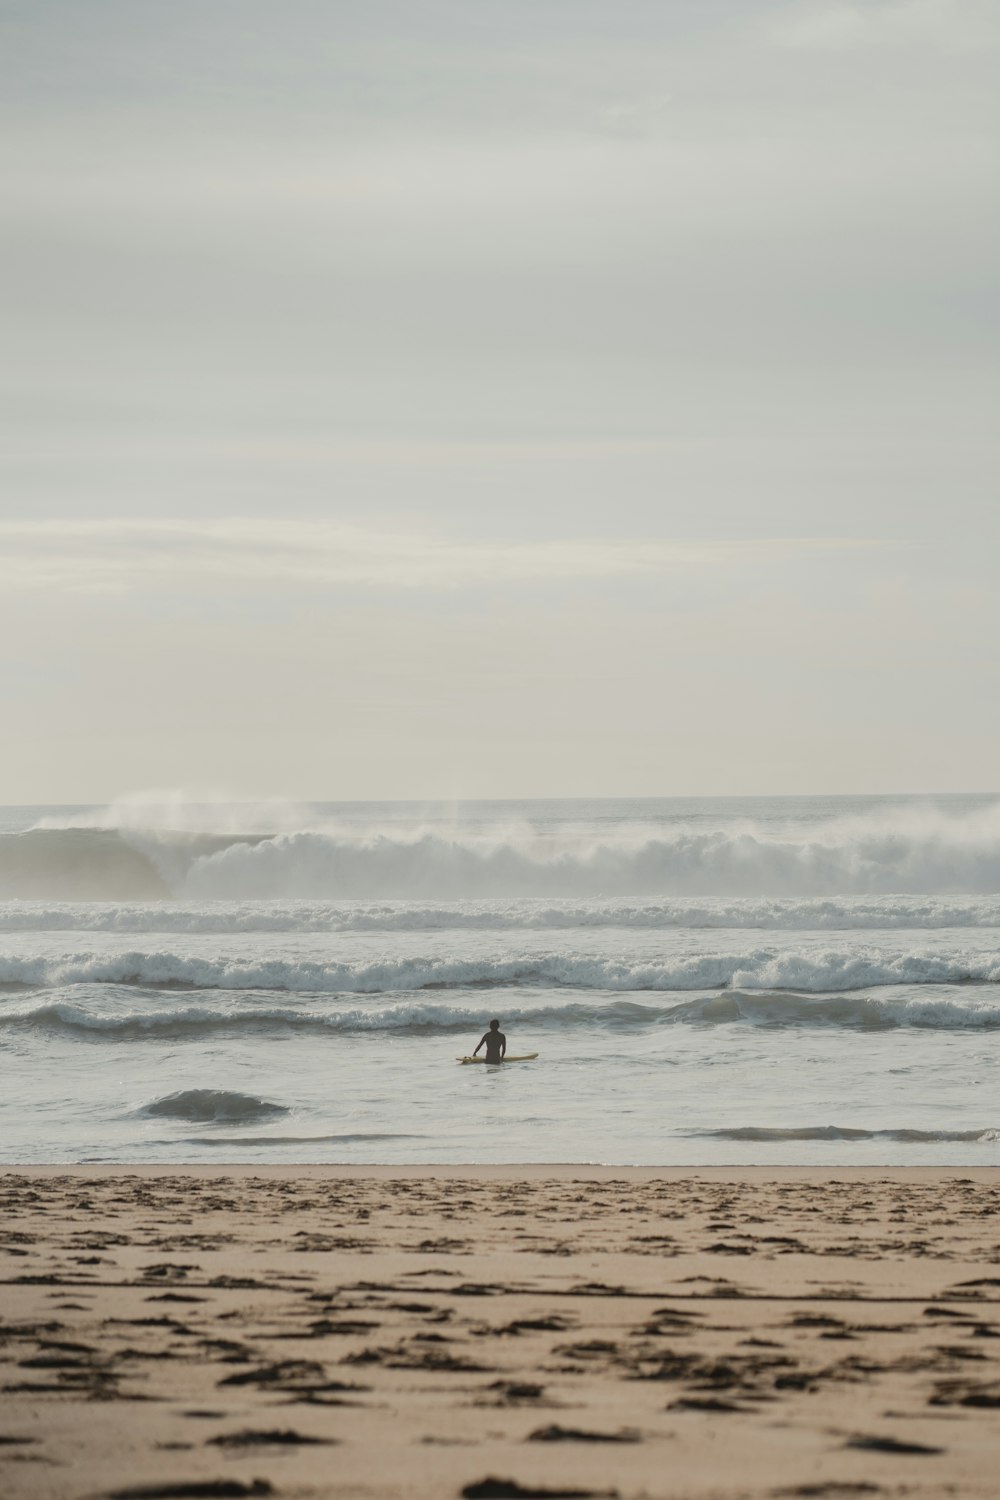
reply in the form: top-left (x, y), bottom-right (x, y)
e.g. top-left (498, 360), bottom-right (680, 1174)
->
top-left (1, 794), bottom-right (998, 1166)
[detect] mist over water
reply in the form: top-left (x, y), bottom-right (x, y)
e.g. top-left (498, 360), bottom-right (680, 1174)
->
top-left (1, 794), bottom-right (998, 1165)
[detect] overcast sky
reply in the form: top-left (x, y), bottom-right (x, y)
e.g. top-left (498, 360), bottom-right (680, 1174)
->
top-left (2, 0), bottom-right (997, 801)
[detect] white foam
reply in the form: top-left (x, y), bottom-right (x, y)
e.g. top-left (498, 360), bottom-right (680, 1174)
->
top-left (178, 811), bottom-right (1000, 899)
top-left (10, 797), bottom-right (1000, 900)
top-left (2, 895), bottom-right (1000, 934)
top-left (2, 943), bottom-right (1000, 994)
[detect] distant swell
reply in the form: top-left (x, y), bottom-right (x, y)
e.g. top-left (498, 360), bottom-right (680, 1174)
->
top-left (141, 1089), bottom-right (288, 1123)
top-left (692, 1126), bottom-right (1000, 1143)
top-left (2, 946), bottom-right (1000, 994)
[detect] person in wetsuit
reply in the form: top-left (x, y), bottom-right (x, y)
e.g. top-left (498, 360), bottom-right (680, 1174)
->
top-left (472, 1018), bottom-right (506, 1063)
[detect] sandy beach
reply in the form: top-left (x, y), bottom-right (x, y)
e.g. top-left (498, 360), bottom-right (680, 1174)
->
top-left (2, 1166), bottom-right (999, 1499)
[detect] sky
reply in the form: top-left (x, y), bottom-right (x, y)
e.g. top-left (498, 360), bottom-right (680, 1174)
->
top-left (1, 0), bottom-right (998, 801)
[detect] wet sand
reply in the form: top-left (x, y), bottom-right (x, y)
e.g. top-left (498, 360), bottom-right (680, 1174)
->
top-left (2, 1165), bottom-right (999, 1499)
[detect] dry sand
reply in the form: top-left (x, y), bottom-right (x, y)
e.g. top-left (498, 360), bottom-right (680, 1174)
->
top-left (2, 1165), bottom-right (1000, 1499)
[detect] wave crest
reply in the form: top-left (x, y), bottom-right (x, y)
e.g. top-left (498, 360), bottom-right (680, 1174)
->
top-left (7, 991), bottom-right (1000, 1038)
top-left (2, 946), bottom-right (1000, 995)
top-left (7, 800), bottom-right (1000, 899)
top-left (182, 820), bottom-right (1000, 900)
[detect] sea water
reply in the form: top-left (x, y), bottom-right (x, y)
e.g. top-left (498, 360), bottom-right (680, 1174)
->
top-left (1, 794), bottom-right (998, 1166)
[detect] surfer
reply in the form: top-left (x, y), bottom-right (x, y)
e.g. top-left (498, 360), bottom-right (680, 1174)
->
top-left (472, 1018), bottom-right (506, 1064)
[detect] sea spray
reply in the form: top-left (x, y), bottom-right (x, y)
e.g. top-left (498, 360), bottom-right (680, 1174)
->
top-left (8, 794), bottom-right (1000, 899)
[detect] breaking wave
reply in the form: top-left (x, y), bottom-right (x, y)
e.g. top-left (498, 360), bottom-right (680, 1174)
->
top-left (7, 990), bottom-right (1000, 1037)
top-left (177, 817), bottom-right (1000, 899)
top-left (6, 800), bottom-right (1000, 900)
top-left (0, 829), bottom-right (265, 901)
top-left (2, 946), bottom-right (1000, 994)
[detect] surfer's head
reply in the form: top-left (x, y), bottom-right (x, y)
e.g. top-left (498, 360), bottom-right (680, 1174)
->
top-left (488, 1018), bottom-right (500, 1031)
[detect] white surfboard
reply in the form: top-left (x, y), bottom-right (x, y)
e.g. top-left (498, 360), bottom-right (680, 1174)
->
top-left (456, 1053), bottom-right (539, 1064)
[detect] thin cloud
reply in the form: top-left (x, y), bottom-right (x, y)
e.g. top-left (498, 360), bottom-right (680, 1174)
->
top-left (0, 519), bottom-right (887, 594)
top-left (768, 0), bottom-right (1000, 51)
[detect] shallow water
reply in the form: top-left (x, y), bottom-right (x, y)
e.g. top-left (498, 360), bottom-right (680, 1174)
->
top-left (1, 794), bottom-right (998, 1164)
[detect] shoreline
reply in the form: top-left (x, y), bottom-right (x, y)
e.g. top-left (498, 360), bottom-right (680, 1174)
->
top-left (3, 1161), bottom-right (999, 1178)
